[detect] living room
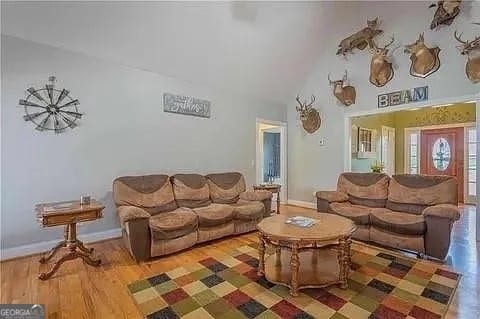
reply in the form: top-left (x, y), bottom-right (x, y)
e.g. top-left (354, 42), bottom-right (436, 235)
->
top-left (1, 1), bottom-right (479, 319)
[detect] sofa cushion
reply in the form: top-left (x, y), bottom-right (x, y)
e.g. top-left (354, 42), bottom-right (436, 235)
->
top-left (388, 175), bottom-right (458, 208)
top-left (193, 204), bottom-right (235, 227)
top-left (337, 173), bottom-right (389, 208)
top-left (385, 201), bottom-right (428, 215)
top-left (206, 172), bottom-right (246, 204)
top-left (113, 175), bottom-right (178, 215)
top-left (370, 209), bottom-right (426, 236)
top-left (231, 200), bottom-right (264, 221)
top-left (329, 202), bottom-right (370, 225)
top-left (149, 208), bottom-right (198, 240)
top-left (171, 174), bottom-right (211, 208)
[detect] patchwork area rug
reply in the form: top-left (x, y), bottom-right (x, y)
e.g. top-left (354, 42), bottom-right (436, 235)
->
top-left (127, 243), bottom-right (460, 319)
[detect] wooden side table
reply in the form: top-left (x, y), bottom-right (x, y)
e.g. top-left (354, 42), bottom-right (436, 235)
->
top-left (36, 200), bottom-right (104, 280)
top-left (253, 184), bottom-right (281, 214)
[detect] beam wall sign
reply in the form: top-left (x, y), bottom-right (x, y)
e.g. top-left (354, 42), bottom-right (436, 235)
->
top-left (163, 93), bottom-right (211, 118)
top-left (378, 86), bottom-right (428, 108)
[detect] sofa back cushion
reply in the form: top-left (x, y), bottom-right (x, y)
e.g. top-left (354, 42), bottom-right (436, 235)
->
top-left (337, 173), bottom-right (390, 208)
top-left (387, 174), bottom-right (458, 215)
top-left (206, 172), bottom-right (246, 204)
top-left (171, 174), bottom-right (212, 208)
top-left (113, 175), bottom-right (178, 215)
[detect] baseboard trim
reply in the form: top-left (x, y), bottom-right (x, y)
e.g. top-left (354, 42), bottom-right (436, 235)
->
top-left (0, 228), bottom-right (122, 261)
top-left (287, 199), bottom-right (316, 209)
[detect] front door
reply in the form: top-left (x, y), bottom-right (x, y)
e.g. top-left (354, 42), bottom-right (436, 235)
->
top-left (420, 128), bottom-right (464, 202)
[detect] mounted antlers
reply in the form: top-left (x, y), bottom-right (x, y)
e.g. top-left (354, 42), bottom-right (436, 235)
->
top-left (404, 33), bottom-right (441, 78)
top-left (295, 95), bottom-right (321, 134)
top-left (454, 31), bottom-right (480, 83)
top-left (429, 1), bottom-right (462, 30)
top-left (328, 71), bottom-right (356, 106)
top-left (369, 36), bottom-right (395, 87)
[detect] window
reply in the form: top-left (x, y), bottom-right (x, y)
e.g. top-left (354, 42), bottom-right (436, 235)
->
top-left (432, 138), bottom-right (451, 171)
top-left (467, 127), bottom-right (476, 197)
top-left (407, 132), bottom-right (420, 174)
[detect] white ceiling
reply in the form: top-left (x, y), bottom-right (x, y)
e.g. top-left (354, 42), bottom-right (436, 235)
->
top-left (1, 1), bottom-right (365, 103)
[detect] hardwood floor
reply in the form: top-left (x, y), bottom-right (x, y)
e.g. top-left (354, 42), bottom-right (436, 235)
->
top-left (0, 205), bottom-right (478, 319)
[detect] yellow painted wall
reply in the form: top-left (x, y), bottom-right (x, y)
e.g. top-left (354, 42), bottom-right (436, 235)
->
top-left (351, 102), bottom-right (476, 174)
top-left (351, 113), bottom-right (395, 172)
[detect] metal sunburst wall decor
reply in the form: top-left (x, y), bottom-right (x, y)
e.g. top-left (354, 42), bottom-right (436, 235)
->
top-left (18, 76), bottom-right (82, 133)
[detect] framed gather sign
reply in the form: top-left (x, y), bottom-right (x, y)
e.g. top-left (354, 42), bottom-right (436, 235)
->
top-left (378, 86), bottom-right (428, 108)
top-left (163, 93), bottom-right (211, 118)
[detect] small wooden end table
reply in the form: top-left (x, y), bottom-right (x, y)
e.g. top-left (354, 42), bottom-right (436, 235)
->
top-left (36, 200), bottom-right (104, 280)
top-left (253, 184), bottom-right (281, 214)
top-left (257, 212), bottom-right (356, 296)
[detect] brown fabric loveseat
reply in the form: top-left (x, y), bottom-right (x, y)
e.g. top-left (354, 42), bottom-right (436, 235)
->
top-left (316, 173), bottom-right (460, 260)
top-left (113, 172), bottom-right (272, 261)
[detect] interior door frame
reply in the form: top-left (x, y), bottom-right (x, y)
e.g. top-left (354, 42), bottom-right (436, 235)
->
top-left (405, 122), bottom-right (475, 204)
top-left (256, 118), bottom-right (287, 203)
top-left (381, 125), bottom-right (396, 176)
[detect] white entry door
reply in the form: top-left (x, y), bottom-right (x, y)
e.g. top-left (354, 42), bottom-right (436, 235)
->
top-left (381, 126), bottom-right (396, 175)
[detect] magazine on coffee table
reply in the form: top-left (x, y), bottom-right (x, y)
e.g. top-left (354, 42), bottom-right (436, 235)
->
top-left (285, 216), bottom-right (318, 228)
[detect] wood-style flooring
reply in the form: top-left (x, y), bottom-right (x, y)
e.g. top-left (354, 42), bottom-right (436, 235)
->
top-left (0, 205), bottom-right (478, 319)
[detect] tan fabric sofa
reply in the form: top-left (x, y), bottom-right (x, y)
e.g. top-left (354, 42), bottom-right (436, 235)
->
top-left (316, 173), bottom-right (460, 260)
top-left (113, 172), bottom-right (272, 261)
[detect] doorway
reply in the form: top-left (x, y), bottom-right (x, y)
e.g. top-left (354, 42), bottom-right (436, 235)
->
top-left (420, 127), bottom-right (465, 202)
top-left (256, 119), bottom-right (287, 203)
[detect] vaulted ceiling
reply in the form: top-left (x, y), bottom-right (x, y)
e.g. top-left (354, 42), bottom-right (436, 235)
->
top-left (1, 1), bottom-right (367, 103)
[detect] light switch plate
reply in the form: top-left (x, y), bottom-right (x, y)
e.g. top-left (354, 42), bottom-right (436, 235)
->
top-left (319, 138), bottom-right (326, 146)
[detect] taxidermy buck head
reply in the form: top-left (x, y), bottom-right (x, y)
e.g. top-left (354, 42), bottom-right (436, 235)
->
top-left (404, 33), bottom-right (441, 78)
top-left (295, 95), bottom-right (321, 134)
top-left (369, 36), bottom-right (395, 87)
top-left (336, 17), bottom-right (383, 56)
top-left (429, 1), bottom-right (462, 30)
top-left (328, 71), bottom-right (356, 106)
top-left (454, 31), bottom-right (480, 83)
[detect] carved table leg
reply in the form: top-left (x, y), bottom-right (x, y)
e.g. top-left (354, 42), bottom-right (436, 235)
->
top-left (257, 233), bottom-right (266, 276)
top-left (312, 242), bottom-right (318, 265)
top-left (39, 225), bottom-right (69, 263)
top-left (275, 247), bottom-right (282, 266)
top-left (76, 240), bottom-right (94, 254)
top-left (39, 240), bottom-right (66, 264)
top-left (290, 243), bottom-right (300, 296)
top-left (77, 250), bottom-right (101, 267)
top-left (276, 191), bottom-right (280, 214)
top-left (338, 237), bottom-right (349, 289)
top-left (38, 222), bottom-right (101, 280)
top-left (38, 251), bottom-right (77, 280)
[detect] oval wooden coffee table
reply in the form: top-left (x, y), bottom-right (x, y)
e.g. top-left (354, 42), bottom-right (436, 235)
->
top-left (256, 212), bottom-right (356, 296)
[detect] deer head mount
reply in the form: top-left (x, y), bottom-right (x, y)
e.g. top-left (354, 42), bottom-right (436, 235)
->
top-left (404, 33), bottom-right (441, 78)
top-left (328, 71), bottom-right (356, 107)
top-left (369, 36), bottom-right (395, 87)
top-left (295, 95), bottom-right (321, 134)
top-left (336, 18), bottom-right (383, 56)
top-left (454, 31), bottom-right (480, 83)
top-left (429, 1), bottom-right (462, 30)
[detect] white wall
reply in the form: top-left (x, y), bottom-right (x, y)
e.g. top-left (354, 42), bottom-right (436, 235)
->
top-left (1, 35), bottom-right (286, 249)
top-left (288, 1), bottom-right (480, 202)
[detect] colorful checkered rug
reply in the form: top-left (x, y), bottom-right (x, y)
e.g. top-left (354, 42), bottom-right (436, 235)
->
top-left (127, 243), bottom-right (460, 319)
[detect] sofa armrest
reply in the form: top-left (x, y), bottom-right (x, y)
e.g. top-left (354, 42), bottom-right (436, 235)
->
top-left (239, 190), bottom-right (272, 201)
top-left (315, 191), bottom-right (349, 203)
top-left (423, 204), bottom-right (460, 221)
top-left (117, 206), bottom-right (151, 224)
top-left (239, 191), bottom-right (273, 217)
top-left (423, 204), bottom-right (459, 260)
top-left (117, 206), bottom-right (151, 262)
